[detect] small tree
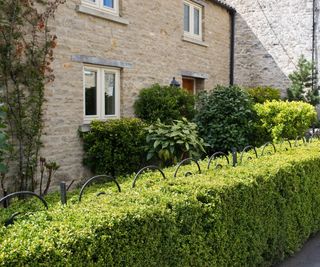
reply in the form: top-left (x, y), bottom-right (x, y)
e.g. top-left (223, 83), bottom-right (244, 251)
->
top-left (287, 56), bottom-right (319, 106)
top-left (194, 85), bottom-right (255, 153)
top-left (0, 0), bottom-right (65, 192)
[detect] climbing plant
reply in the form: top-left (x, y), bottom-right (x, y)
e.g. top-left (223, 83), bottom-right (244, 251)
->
top-left (0, 0), bottom-right (65, 192)
top-left (0, 106), bottom-right (10, 198)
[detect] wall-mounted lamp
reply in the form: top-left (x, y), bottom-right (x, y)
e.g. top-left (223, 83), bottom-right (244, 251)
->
top-left (170, 77), bottom-right (181, 88)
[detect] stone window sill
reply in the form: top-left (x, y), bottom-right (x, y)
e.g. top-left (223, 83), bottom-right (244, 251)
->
top-left (182, 36), bottom-right (208, 47)
top-left (79, 116), bottom-right (121, 133)
top-left (76, 4), bottom-right (129, 25)
top-left (79, 124), bottom-right (91, 133)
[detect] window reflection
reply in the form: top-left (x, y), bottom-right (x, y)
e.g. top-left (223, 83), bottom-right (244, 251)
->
top-left (104, 72), bottom-right (116, 115)
top-left (85, 70), bottom-right (97, 116)
top-left (103, 0), bottom-right (114, 8)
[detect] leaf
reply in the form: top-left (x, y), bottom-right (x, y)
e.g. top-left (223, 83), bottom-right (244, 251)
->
top-left (147, 151), bottom-right (154, 161)
top-left (163, 149), bottom-right (170, 161)
top-left (154, 140), bottom-right (161, 148)
top-left (162, 141), bottom-right (169, 149)
top-left (0, 163), bottom-right (8, 174)
top-left (185, 143), bottom-right (190, 151)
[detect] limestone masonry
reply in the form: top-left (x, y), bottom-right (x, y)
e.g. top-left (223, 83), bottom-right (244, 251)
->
top-left (42, 0), bottom-right (233, 186)
top-left (226, 0), bottom-right (319, 95)
top-left (41, 0), bottom-right (320, 187)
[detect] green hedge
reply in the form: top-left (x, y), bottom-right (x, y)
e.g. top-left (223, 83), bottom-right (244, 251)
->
top-left (254, 100), bottom-right (317, 141)
top-left (1, 143), bottom-right (320, 266)
top-left (81, 118), bottom-right (147, 176)
top-left (246, 86), bottom-right (281, 104)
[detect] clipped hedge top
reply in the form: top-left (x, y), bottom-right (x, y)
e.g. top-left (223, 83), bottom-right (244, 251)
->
top-left (0, 141), bottom-right (319, 264)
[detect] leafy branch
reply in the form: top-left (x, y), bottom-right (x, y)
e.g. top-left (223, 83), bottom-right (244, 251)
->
top-left (0, 0), bottom-right (65, 192)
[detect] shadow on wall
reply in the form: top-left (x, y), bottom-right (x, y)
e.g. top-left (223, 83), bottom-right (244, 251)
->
top-left (234, 14), bottom-right (290, 96)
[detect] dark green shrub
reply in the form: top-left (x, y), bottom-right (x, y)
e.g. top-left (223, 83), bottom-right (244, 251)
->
top-left (254, 100), bottom-right (317, 141)
top-left (194, 85), bottom-right (255, 153)
top-left (134, 84), bottom-right (195, 123)
top-left (1, 143), bottom-right (320, 266)
top-left (246, 86), bottom-right (281, 104)
top-left (146, 118), bottom-right (207, 166)
top-left (81, 118), bottom-right (147, 176)
top-left (249, 120), bottom-right (273, 147)
top-left (287, 55), bottom-right (319, 106)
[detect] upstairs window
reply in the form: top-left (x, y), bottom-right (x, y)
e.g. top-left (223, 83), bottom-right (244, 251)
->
top-left (184, 0), bottom-right (202, 40)
top-left (82, 0), bottom-right (119, 15)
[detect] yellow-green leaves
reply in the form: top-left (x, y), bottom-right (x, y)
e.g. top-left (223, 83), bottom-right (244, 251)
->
top-left (1, 142), bottom-right (320, 266)
top-left (254, 100), bottom-right (317, 141)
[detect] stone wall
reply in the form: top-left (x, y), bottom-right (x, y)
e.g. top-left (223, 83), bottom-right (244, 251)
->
top-left (225, 0), bottom-right (319, 94)
top-left (40, 0), bottom-right (232, 187)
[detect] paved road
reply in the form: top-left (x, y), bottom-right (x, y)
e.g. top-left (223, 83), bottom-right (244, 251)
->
top-left (276, 233), bottom-right (320, 267)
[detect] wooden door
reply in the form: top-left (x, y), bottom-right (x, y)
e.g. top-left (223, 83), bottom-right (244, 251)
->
top-left (182, 78), bottom-right (195, 94)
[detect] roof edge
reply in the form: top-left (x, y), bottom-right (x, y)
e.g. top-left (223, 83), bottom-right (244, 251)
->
top-left (209, 0), bottom-right (236, 13)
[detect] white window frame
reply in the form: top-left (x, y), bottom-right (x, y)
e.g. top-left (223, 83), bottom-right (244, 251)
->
top-left (184, 0), bottom-right (203, 40)
top-left (83, 65), bottom-right (120, 123)
top-left (82, 0), bottom-right (119, 16)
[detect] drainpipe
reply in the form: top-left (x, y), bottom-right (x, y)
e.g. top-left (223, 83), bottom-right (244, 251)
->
top-left (312, 0), bottom-right (316, 91)
top-left (229, 10), bottom-right (236, 86)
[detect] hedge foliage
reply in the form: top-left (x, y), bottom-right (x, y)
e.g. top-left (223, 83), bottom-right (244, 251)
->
top-left (1, 142), bottom-right (320, 266)
top-left (254, 100), bottom-right (317, 141)
top-left (246, 86), bottom-right (281, 104)
top-left (81, 118), bottom-right (147, 176)
top-left (134, 84), bottom-right (195, 123)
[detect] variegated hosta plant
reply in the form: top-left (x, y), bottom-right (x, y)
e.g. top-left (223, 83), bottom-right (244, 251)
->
top-left (146, 118), bottom-right (208, 166)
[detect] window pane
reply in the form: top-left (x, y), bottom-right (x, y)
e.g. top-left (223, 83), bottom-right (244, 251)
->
top-left (104, 72), bottom-right (116, 115)
top-left (84, 70), bottom-right (97, 116)
top-left (184, 4), bottom-right (190, 32)
top-left (103, 0), bottom-right (114, 8)
top-left (194, 8), bottom-right (200, 35)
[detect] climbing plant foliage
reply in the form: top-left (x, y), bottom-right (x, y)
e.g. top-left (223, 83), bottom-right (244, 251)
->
top-left (0, 0), bottom-right (65, 191)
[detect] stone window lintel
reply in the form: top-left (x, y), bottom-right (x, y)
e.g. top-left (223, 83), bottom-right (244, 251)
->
top-left (72, 55), bottom-right (133, 69)
top-left (181, 70), bottom-right (209, 79)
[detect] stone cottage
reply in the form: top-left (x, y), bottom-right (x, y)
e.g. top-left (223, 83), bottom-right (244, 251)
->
top-left (42, 0), bottom-right (236, 185)
top-left (225, 0), bottom-right (320, 94)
